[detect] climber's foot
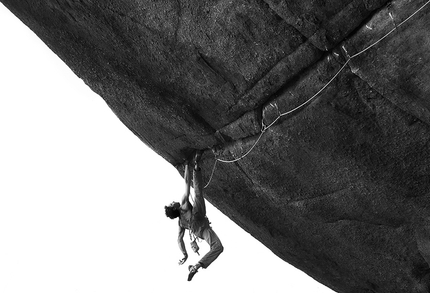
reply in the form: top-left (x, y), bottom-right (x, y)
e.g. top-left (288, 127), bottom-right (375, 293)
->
top-left (187, 265), bottom-right (199, 281)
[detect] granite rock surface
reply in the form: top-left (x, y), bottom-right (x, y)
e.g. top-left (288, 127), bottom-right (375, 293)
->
top-left (2, 0), bottom-right (430, 292)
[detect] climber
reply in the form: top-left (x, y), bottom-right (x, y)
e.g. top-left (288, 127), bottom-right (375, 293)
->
top-left (164, 150), bottom-right (224, 281)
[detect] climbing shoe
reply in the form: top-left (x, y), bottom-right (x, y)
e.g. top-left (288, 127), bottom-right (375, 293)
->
top-left (187, 265), bottom-right (198, 281)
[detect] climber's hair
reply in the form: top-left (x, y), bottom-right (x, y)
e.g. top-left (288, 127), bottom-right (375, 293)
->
top-left (165, 205), bottom-right (180, 219)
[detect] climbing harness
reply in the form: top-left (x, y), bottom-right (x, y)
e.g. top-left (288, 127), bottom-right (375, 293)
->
top-left (183, 193), bottom-right (206, 256)
top-left (189, 230), bottom-right (200, 256)
top-left (202, 0), bottom-right (430, 189)
top-left (181, 212), bottom-right (201, 255)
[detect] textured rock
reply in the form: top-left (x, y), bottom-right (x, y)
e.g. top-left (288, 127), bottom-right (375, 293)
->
top-left (2, 0), bottom-right (430, 292)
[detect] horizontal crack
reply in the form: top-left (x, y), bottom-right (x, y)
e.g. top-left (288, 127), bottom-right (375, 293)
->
top-left (347, 66), bottom-right (430, 128)
top-left (324, 218), bottom-right (402, 229)
top-left (227, 41), bottom-right (322, 116)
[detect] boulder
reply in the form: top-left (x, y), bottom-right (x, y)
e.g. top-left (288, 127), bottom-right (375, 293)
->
top-left (2, 0), bottom-right (430, 291)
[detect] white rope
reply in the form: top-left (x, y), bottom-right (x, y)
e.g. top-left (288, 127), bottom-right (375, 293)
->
top-left (203, 158), bottom-right (217, 188)
top-left (202, 0), bottom-right (430, 187)
top-left (216, 130), bottom-right (266, 164)
top-left (204, 125), bottom-right (266, 187)
top-left (277, 60), bottom-right (351, 122)
top-left (351, 0), bottom-right (430, 58)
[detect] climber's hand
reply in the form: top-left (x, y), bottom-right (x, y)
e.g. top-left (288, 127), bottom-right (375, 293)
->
top-left (178, 254), bottom-right (188, 265)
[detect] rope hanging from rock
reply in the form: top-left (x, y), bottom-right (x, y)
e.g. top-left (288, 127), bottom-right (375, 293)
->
top-left (203, 0), bottom-right (430, 189)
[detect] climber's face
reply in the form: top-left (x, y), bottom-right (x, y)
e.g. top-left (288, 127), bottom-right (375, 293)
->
top-left (169, 201), bottom-right (180, 210)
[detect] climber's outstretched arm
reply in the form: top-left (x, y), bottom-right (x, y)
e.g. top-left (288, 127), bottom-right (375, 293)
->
top-left (192, 151), bottom-right (206, 216)
top-left (177, 226), bottom-right (188, 265)
top-left (180, 162), bottom-right (192, 210)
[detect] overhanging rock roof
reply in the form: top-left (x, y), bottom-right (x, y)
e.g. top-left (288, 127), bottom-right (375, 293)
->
top-left (2, 0), bottom-right (430, 292)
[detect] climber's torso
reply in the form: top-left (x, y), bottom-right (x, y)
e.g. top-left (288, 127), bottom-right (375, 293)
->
top-left (179, 207), bottom-right (210, 239)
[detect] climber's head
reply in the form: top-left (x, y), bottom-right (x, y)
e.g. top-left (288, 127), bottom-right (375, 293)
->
top-left (165, 201), bottom-right (180, 219)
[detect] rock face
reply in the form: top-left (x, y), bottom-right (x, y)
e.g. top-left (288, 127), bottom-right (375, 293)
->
top-left (3, 0), bottom-right (430, 292)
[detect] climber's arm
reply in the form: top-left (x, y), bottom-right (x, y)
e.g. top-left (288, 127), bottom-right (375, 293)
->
top-left (177, 226), bottom-right (188, 265)
top-left (180, 162), bottom-right (192, 210)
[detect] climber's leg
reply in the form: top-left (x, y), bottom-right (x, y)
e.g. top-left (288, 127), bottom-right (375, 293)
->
top-left (198, 227), bottom-right (224, 269)
top-left (188, 227), bottom-right (224, 281)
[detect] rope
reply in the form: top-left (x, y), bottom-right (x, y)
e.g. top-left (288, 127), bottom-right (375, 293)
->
top-left (203, 158), bottom-right (217, 188)
top-left (202, 0), bottom-right (430, 188)
top-left (203, 129), bottom-right (265, 188)
top-left (269, 60), bottom-right (351, 129)
top-left (216, 130), bottom-right (266, 164)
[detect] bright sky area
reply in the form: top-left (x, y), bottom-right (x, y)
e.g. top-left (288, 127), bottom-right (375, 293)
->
top-left (0, 4), bottom-right (335, 293)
